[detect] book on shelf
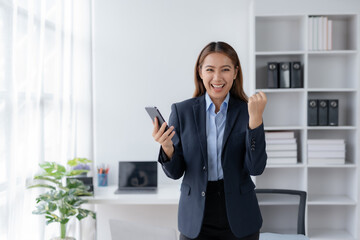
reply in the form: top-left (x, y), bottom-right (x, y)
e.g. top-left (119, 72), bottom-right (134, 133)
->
top-left (266, 132), bottom-right (298, 162)
top-left (307, 139), bottom-right (345, 144)
top-left (313, 16), bottom-right (318, 50)
top-left (267, 151), bottom-right (297, 158)
top-left (267, 157), bottom-right (297, 165)
top-left (307, 143), bottom-right (345, 151)
top-left (321, 16), bottom-right (328, 50)
top-left (308, 158), bottom-right (345, 165)
top-left (323, 16), bottom-right (328, 50)
top-left (307, 138), bottom-right (346, 164)
top-left (328, 20), bottom-right (332, 50)
top-left (266, 138), bottom-right (297, 144)
top-left (308, 16), bottom-right (313, 50)
top-left (308, 16), bottom-right (332, 51)
top-left (266, 143), bottom-right (297, 151)
top-left (265, 131), bottom-right (295, 139)
top-left (308, 151), bottom-right (345, 159)
top-left (319, 16), bottom-right (324, 50)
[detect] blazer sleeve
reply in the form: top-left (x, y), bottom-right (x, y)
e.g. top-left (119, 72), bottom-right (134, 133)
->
top-left (244, 122), bottom-right (267, 176)
top-left (158, 103), bottom-right (186, 180)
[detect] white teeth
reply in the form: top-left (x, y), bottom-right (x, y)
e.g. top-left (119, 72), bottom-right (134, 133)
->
top-left (212, 84), bottom-right (224, 88)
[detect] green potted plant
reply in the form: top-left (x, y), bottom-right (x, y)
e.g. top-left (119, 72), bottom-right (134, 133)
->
top-left (27, 158), bottom-right (96, 240)
top-left (72, 158), bottom-right (91, 176)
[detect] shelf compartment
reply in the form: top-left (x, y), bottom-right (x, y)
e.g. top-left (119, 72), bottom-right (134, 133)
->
top-left (307, 126), bottom-right (356, 130)
top-left (259, 205), bottom-right (299, 234)
top-left (308, 205), bottom-right (357, 240)
top-left (256, 168), bottom-right (306, 190)
top-left (266, 129), bottom-right (305, 165)
top-left (326, 15), bottom-right (357, 51)
top-left (307, 163), bottom-right (356, 168)
top-left (308, 54), bottom-right (358, 89)
top-left (257, 89), bottom-right (305, 93)
top-left (263, 92), bottom-right (306, 127)
top-left (307, 92), bottom-right (357, 127)
top-left (256, 51), bottom-right (305, 55)
top-left (307, 88), bottom-right (357, 92)
top-left (308, 129), bottom-right (357, 164)
top-left (308, 194), bottom-right (356, 205)
top-left (308, 229), bottom-right (355, 240)
top-left (308, 168), bottom-right (357, 202)
top-left (307, 14), bottom-right (357, 52)
top-left (256, 16), bottom-right (306, 52)
top-left (265, 164), bottom-right (305, 168)
top-left (308, 50), bottom-right (357, 55)
top-left (265, 126), bottom-right (305, 131)
top-left (256, 54), bottom-right (305, 89)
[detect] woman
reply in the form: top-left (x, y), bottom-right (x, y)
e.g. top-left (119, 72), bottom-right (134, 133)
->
top-left (152, 42), bottom-right (267, 240)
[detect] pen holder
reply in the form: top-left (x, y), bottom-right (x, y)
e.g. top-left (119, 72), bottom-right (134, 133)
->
top-left (98, 173), bottom-right (108, 187)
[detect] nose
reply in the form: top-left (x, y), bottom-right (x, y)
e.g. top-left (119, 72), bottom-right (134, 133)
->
top-left (213, 71), bottom-right (222, 80)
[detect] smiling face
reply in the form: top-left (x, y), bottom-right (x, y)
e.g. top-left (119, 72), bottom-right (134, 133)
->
top-left (199, 52), bottom-right (238, 108)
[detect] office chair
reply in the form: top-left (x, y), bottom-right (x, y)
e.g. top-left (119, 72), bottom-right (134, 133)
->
top-left (255, 189), bottom-right (309, 240)
top-left (109, 219), bottom-right (178, 240)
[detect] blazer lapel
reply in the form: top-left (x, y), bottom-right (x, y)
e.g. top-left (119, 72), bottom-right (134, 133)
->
top-left (222, 97), bottom-right (243, 160)
top-left (193, 96), bottom-right (208, 167)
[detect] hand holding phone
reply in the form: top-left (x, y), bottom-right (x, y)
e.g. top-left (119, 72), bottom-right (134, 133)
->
top-left (145, 106), bottom-right (169, 131)
top-left (145, 106), bottom-right (175, 159)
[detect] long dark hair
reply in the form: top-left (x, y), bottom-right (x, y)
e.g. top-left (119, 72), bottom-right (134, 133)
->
top-left (193, 42), bottom-right (248, 102)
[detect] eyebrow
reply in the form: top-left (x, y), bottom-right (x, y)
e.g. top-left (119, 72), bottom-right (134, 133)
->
top-left (204, 65), bottom-right (232, 68)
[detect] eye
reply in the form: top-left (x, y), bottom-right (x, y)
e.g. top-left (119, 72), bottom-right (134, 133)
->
top-left (222, 68), bottom-right (230, 72)
top-left (206, 69), bottom-right (214, 72)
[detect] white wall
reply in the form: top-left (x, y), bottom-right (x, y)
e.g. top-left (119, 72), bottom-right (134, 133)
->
top-left (92, 0), bottom-right (253, 185)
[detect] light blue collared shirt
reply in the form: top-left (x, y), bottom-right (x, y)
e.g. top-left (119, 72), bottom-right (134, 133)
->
top-left (205, 92), bottom-right (229, 181)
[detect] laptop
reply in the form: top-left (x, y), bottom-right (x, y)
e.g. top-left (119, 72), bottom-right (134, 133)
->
top-left (114, 161), bottom-right (158, 194)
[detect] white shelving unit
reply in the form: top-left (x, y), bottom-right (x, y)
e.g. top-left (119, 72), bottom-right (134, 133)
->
top-left (250, 11), bottom-right (359, 240)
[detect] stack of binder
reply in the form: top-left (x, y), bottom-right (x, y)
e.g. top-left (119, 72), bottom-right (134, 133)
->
top-left (265, 131), bottom-right (298, 164)
top-left (267, 62), bottom-right (302, 88)
top-left (307, 139), bottom-right (346, 165)
top-left (308, 99), bottom-right (339, 126)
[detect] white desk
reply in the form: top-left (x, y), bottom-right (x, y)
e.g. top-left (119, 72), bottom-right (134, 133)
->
top-left (86, 184), bottom-right (180, 240)
top-left (87, 184), bottom-right (180, 204)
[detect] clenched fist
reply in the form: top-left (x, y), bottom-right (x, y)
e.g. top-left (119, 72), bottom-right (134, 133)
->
top-left (248, 91), bottom-right (267, 129)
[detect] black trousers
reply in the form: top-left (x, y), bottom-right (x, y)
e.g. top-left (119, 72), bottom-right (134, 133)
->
top-left (180, 180), bottom-right (259, 240)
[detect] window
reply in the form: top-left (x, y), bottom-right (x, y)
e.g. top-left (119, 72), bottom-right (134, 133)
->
top-left (0, 0), bottom-right (93, 238)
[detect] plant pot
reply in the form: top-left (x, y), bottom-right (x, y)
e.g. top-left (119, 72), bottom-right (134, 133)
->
top-left (51, 237), bottom-right (76, 240)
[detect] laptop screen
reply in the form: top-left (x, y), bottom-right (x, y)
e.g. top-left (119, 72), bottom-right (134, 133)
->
top-left (118, 161), bottom-right (157, 189)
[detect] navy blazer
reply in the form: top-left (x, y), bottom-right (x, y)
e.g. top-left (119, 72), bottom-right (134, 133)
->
top-left (158, 94), bottom-right (267, 239)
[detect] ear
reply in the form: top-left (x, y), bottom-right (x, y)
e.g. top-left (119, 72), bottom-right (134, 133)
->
top-left (234, 66), bottom-right (239, 79)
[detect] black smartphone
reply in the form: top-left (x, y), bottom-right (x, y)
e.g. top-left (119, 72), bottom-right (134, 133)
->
top-left (145, 106), bottom-right (169, 131)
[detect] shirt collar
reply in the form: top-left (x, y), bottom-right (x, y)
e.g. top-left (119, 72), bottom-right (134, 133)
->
top-left (205, 92), bottom-right (230, 113)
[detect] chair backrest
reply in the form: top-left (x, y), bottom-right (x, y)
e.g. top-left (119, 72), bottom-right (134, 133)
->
top-left (255, 189), bottom-right (307, 235)
top-left (109, 219), bottom-right (178, 240)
